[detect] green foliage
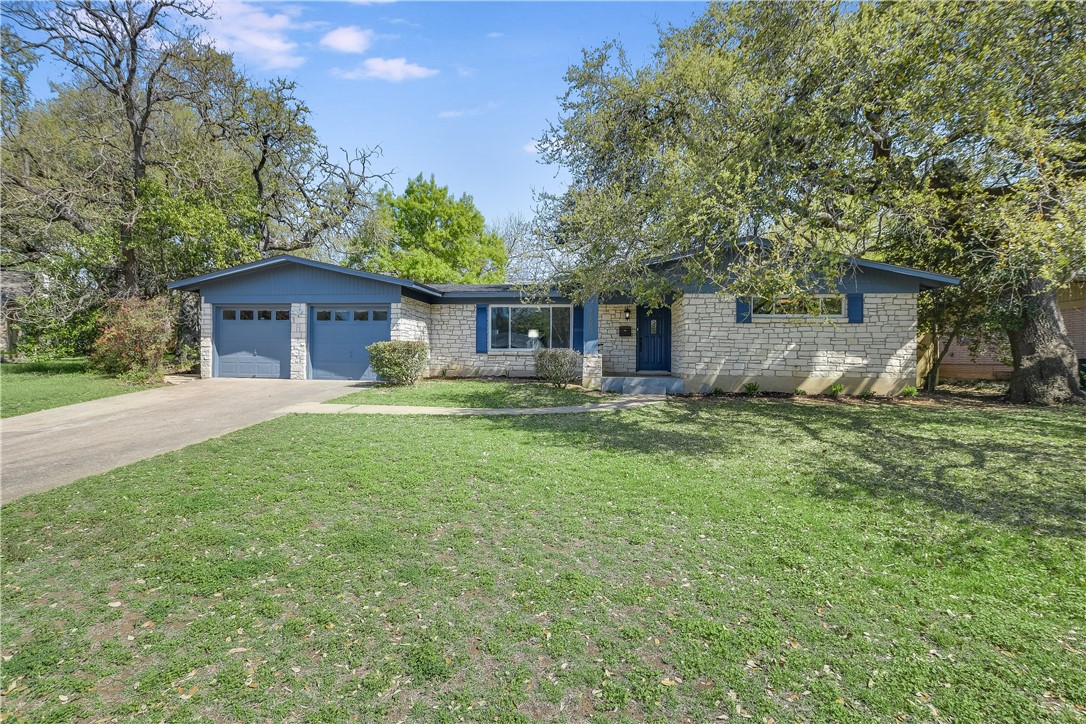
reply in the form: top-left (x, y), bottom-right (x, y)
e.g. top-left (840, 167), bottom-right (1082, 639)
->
top-left (742, 382), bottom-right (760, 396)
top-left (827, 383), bottom-right (845, 398)
top-left (349, 174), bottom-right (507, 284)
top-left (792, 387), bottom-right (807, 396)
top-left (533, 348), bottom-right (582, 389)
top-left (901, 386), bottom-right (920, 398)
top-left (366, 341), bottom-right (429, 386)
top-left (538, 1), bottom-right (1086, 401)
top-left (91, 297), bottom-right (176, 382)
top-left (858, 389), bottom-right (878, 400)
top-left (15, 295), bottom-right (100, 359)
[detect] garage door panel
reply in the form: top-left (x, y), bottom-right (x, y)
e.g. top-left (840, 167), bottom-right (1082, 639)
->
top-left (215, 306), bottom-right (291, 379)
top-left (310, 306), bottom-right (390, 380)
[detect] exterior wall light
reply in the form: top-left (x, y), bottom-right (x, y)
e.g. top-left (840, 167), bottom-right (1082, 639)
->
top-left (623, 307), bottom-right (631, 321)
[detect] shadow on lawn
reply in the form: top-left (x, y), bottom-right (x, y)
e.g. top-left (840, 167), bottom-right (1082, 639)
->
top-left (485, 399), bottom-right (1086, 539)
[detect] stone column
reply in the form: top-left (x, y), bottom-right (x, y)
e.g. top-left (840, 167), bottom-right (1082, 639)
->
top-left (199, 298), bottom-right (213, 379)
top-left (289, 302), bottom-right (308, 380)
top-left (582, 353), bottom-right (603, 390)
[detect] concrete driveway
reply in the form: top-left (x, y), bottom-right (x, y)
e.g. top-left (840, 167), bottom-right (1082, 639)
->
top-left (0, 378), bottom-right (359, 504)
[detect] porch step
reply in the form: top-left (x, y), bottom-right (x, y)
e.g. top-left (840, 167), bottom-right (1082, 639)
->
top-left (601, 376), bottom-right (685, 395)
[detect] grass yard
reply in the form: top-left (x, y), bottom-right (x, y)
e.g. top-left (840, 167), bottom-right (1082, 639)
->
top-left (328, 379), bottom-right (607, 408)
top-left (0, 358), bottom-right (155, 418)
top-left (1, 399), bottom-right (1084, 722)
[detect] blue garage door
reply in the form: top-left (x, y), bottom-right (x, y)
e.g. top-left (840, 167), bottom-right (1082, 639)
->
top-left (215, 306), bottom-right (291, 378)
top-left (309, 306), bottom-right (391, 380)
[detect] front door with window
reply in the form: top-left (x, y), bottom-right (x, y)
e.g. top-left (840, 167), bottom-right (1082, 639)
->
top-left (636, 306), bottom-right (671, 371)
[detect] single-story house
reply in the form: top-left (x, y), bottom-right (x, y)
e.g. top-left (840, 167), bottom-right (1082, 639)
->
top-left (168, 255), bottom-right (957, 395)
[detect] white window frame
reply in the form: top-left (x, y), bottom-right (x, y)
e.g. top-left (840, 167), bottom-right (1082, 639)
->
top-left (751, 294), bottom-right (846, 319)
top-left (488, 304), bottom-right (574, 353)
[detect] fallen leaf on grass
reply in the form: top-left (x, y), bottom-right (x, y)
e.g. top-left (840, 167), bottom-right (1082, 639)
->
top-left (228, 647), bottom-right (250, 654)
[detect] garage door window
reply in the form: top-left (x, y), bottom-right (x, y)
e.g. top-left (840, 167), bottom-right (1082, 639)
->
top-left (240, 310), bottom-right (254, 320)
top-left (315, 307), bottom-right (389, 322)
top-left (258, 309), bottom-right (272, 320)
top-left (222, 309), bottom-right (236, 320)
top-left (276, 310), bottom-right (290, 321)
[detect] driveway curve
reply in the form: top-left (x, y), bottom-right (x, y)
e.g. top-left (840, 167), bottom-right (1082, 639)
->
top-left (0, 379), bottom-right (358, 504)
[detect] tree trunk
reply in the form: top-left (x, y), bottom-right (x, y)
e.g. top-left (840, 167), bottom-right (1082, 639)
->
top-left (1007, 280), bottom-right (1084, 404)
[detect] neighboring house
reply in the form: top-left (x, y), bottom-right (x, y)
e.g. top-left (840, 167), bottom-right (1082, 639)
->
top-left (168, 255), bottom-right (957, 395)
top-left (938, 279), bottom-right (1086, 380)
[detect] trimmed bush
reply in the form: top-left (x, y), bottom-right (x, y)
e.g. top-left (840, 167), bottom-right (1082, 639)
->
top-left (827, 382), bottom-right (845, 397)
top-left (91, 296), bottom-right (175, 383)
top-left (793, 387), bottom-right (808, 396)
top-left (900, 385), bottom-right (919, 398)
top-left (367, 341), bottom-right (429, 386)
top-left (534, 347), bottom-right (582, 389)
top-left (743, 381), bottom-right (760, 396)
top-left (858, 389), bottom-right (877, 400)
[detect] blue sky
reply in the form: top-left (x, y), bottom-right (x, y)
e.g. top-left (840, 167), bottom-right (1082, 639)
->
top-left (28, 1), bottom-right (709, 225)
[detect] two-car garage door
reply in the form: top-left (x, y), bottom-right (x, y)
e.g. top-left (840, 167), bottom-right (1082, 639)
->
top-left (214, 304), bottom-right (391, 379)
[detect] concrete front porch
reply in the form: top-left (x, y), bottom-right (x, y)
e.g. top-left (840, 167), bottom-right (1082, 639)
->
top-left (600, 375), bottom-right (685, 395)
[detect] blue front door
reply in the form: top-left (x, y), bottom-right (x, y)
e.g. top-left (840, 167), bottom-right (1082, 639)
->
top-left (636, 306), bottom-right (671, 371)
top-left (309, 306), bottom-right (391, 380)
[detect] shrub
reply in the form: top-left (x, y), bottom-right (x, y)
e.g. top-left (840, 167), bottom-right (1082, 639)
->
top-left (793, 387), bottom-right (808, 396)
top-left (711, 387), bottom-right (726, 396)
top-left (827, 382), bottom-right (845, 397)
top-left (91, 296), bottom-right (175, 383)
top-left (858, 389), bottom-right (877, 400)
top-left (743, 381), bottom-right (760, 396)
top-left (900, 385), bottom-right (919, 398)
top-left (367, 341), bottom-right (429, 386)
top-left (534, 347), bottom-right (582, 389)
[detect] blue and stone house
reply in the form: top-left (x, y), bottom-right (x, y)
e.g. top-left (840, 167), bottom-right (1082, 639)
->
top-left (168, 255), bottom-right (956, 395)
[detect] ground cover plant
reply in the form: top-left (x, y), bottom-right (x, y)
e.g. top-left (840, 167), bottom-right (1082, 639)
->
top-left (327, 379), bottom-right (605, 409)
top-left (0, 358), bottom-right (157, 418)
top-left (1, 399), bottom-right (1083, 721)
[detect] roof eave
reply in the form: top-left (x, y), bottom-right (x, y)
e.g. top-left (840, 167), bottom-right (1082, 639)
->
top-left (167, 256), bottom-right (445, 297)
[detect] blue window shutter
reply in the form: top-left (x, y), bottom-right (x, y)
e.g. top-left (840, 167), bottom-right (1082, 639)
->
top-left (736, 298), bottom-right (752, 324)
top-left (847, 293), bottom-right (864, 323)
top-left (475, 304), bottom-right (489, 352)
top-left (572, 306), bottom-right (585, 352)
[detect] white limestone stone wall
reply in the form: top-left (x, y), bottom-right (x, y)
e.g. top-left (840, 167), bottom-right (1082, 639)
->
top-left (581, 354), bottom-right (602, 390)
top-left (199, 298), bottom-right (213, 379)
top-left (677, 293), bottom-right (918, 394)
top-left (426, 304), bottom-right (536, 377)
top-left (289, 302), bottom-right (307, 380)
top-left (391, 297), bottom-right (431, 342)
top-left (670, 299), bottom-right (686, 378)
top-left (598, 305), bottom-right (637, 374)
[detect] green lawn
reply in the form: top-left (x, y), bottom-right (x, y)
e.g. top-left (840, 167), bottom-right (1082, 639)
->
top-left (328, 379), bottom-right (607, 408)
top-left (2, 399), bottom-right (1084, 721)
top-left (0, 358), bottom-right (155, 418)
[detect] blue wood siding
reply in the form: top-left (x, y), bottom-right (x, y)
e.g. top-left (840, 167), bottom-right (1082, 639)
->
top-left (200, 264), bottom-right (402, 304)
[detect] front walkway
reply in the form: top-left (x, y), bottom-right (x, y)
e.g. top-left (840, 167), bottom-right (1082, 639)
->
top-left (285, 395), bottom-right (667, 416)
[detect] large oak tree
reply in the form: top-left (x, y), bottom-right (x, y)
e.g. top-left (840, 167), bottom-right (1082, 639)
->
top-left (538, 1), bottom-right (1086, 404)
